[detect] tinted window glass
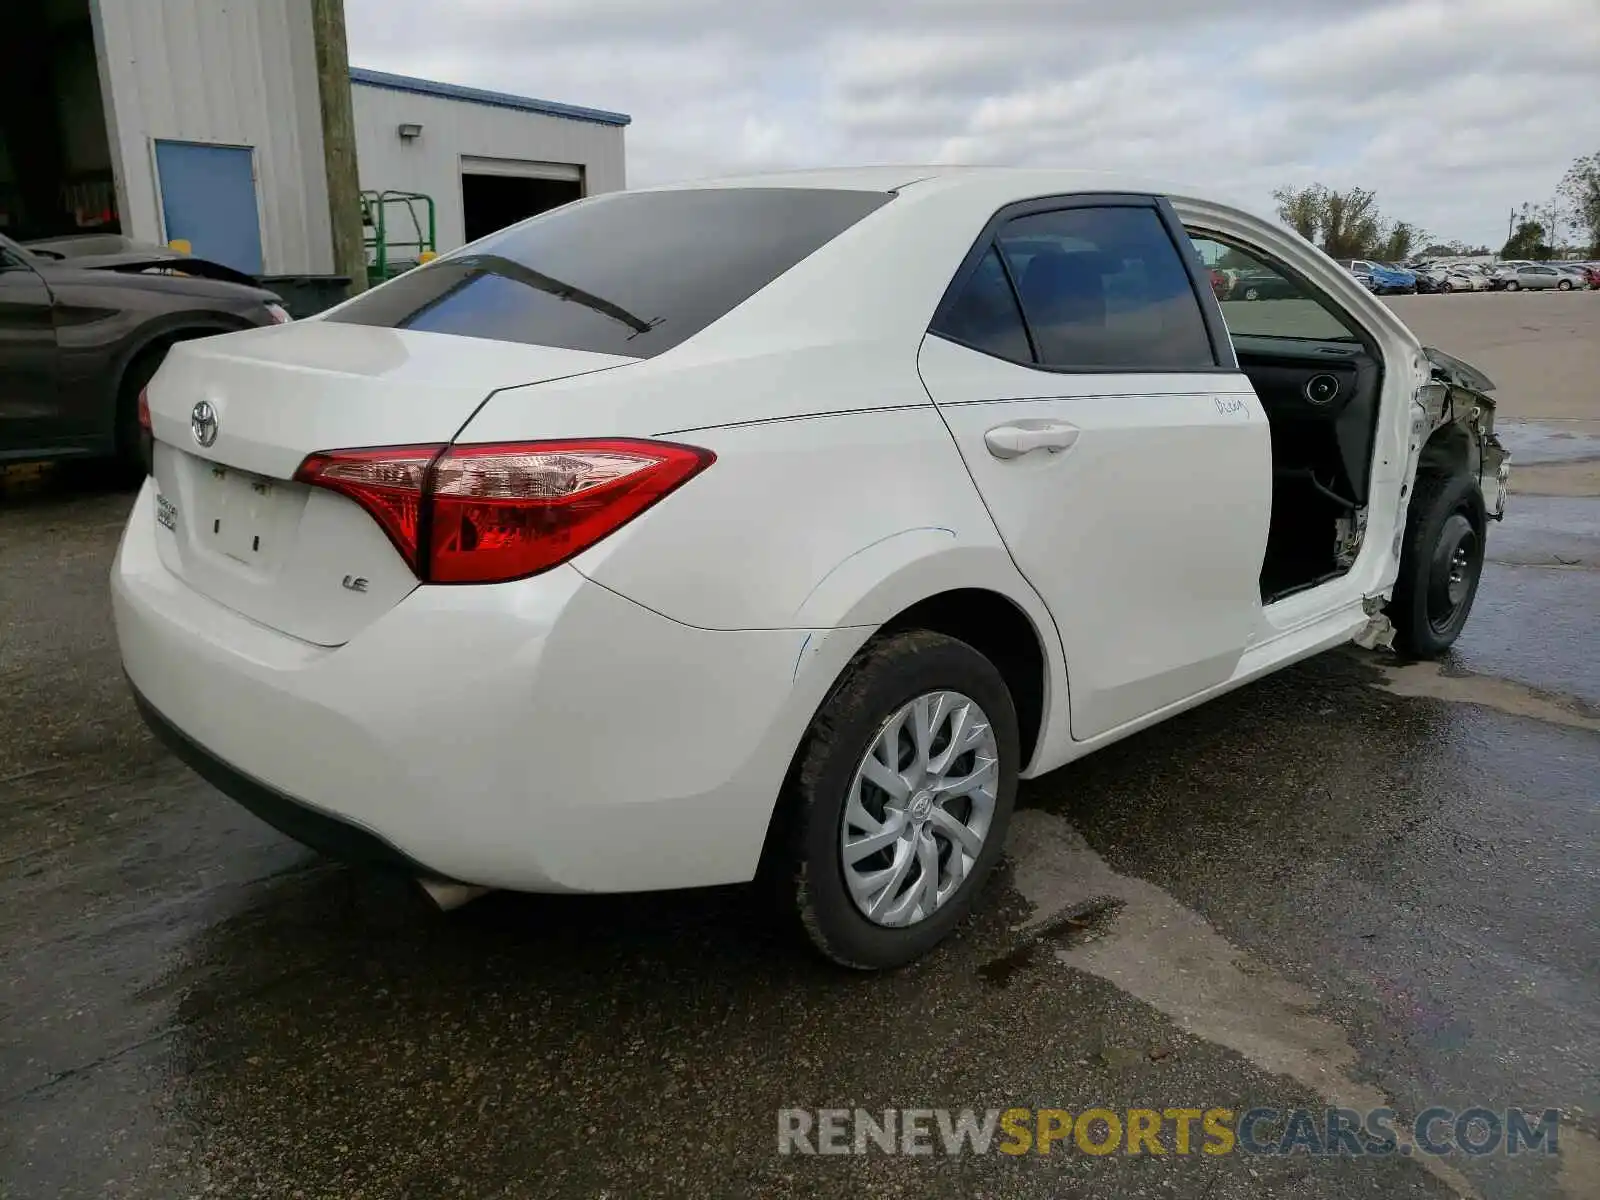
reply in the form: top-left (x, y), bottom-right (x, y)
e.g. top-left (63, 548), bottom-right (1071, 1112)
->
top-left (995, 206), bottom-right (1213, 370)
top-left (930, 245), bottom-right (1031, 361)
top-left (328, 187), bottom-right (893, 357)
top-left (1188, 234), bottom-right (1360, 342)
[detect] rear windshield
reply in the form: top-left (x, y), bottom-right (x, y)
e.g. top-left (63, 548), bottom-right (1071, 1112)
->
top-left (326, 187), bottom-right (894, 357)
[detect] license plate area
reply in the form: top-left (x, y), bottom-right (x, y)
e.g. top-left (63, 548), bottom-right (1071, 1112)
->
top-left (190, 461), bottom-right (299, 572)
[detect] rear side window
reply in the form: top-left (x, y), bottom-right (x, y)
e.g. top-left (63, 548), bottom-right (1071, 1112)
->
top-left (932, 246), bottom-right (1032, 361)
top-left (327, 187), bottom-right (894, 357)
top-left (932, 204), bottom-right (1214, 371)
top-left (998, 207), bottom-right (1215, 370)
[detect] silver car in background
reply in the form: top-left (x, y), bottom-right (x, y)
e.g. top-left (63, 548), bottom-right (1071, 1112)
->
top-left (1495, 263), bottom-right (1582, 291)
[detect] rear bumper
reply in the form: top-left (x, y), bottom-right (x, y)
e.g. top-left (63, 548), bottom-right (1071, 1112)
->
top-left (113, 480), bottom-right (866, 892)
top-left (131, 683), bottom-right (448, 878)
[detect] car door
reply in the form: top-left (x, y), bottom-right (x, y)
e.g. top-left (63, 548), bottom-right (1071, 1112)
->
top-left (0, 241), bottom-right (60, 457)
top-left (918, 195), bottom-right (1271, 741)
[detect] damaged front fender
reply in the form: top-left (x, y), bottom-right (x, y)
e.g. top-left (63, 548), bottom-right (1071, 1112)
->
top-left (1418, 346), bottom-right (1510, 521)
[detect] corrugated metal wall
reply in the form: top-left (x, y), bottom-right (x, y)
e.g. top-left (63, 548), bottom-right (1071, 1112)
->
top-left (351, 83), bottom-right (626, 253)
top-left (92, 0), bottom-right (332, 272)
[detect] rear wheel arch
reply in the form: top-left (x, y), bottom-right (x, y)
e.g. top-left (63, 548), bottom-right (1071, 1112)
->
top-left (872, 588), bottom-right (1048, 769)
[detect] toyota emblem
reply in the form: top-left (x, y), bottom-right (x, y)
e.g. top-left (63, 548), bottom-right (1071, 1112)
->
top-left (191, 400), bottom-right (219, 448)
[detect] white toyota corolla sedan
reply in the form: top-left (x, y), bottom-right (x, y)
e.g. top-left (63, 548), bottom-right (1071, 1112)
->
top-left (114, 168), bottom-right (1509, 969)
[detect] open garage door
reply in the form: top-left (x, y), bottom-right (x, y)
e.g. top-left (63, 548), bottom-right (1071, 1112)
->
top-left (460, 156), bottom-right (583, 243)
top-left (0, 0), bottom-right (119, 242)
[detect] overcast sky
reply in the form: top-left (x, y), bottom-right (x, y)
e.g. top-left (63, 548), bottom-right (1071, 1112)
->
top-left (345, 0), bottom-right (1600, 249)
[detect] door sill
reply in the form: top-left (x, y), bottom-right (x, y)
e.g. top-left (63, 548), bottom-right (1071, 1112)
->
top-left (1258, 577), bottom-right (1363, 640)
top-left (1046, 600), bottom-right (1367, 769)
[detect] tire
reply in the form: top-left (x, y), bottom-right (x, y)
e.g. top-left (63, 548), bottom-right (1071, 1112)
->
top-left (1505, 280), bottom-right (1520, 291)
top-left (1243, 286), bottom-right (1261, 301)
top-left (113, 344), bottom-right (170, 478)
top-left (1386, 469), bottom-right (1487, 657)
top-left (768, 630), bottom-right (1020, 970)
top-left (1558, 279), bottom-right (1573, 291)
top-left (1441, 281), bottom-right (1454, 293)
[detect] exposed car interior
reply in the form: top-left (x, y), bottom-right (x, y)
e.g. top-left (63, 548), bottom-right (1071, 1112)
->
top-left (1191, 235), bottom-right (1385, 603)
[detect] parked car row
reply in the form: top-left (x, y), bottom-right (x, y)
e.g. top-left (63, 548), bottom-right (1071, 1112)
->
top-left (1338, 259), bottom-right (1419, 295)
top-left (1386, 259), bottom-right (1600, 294)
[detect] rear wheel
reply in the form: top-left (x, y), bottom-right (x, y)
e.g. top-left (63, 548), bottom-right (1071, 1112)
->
top-left (113, 345), bottom-right (170, 478)
top-left (1387, 469), bottom-right (1487, 657)
top-left (1505, 280), bottom-right (1520, 291)
top-left (1558, 279), bottom-right (1573, 291)
top-left (768, 630), bottom-right (1019, 970)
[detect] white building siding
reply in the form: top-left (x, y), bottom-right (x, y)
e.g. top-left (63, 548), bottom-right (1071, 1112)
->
top-left (351, 81), bottom-right (626, 253)
top-left (91, 0), bottom-right (332, 272)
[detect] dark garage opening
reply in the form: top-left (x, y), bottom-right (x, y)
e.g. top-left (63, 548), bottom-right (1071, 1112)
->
top-left (1, 0), bottom-right (119, 241)
top-left (461, 173), bottom-right (582, 242)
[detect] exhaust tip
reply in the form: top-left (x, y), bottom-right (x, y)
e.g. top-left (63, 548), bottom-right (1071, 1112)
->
top-left (417, 878), bottom-right (491, 911)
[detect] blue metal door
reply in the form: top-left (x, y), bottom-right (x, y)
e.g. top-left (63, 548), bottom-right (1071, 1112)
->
top-left (154, 141), bottom-right (264, 274)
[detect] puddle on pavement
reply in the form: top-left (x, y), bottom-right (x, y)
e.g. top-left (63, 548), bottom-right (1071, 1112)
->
top-left (1376, 660), bottom-right (1600, 732)
top-left (999, 809), bottom-right (1600, 1200)
top-left (976, 895), bottom-right (1123, 987)
top-left (1496, 421), bottom-right (1600, 467)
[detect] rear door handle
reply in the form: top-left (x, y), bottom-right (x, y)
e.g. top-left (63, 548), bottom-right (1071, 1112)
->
top-left (983, 419), bottom-right (1080, 460)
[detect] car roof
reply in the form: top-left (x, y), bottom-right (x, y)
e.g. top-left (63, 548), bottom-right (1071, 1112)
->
top-left (643, 164), bottom-right (1204, 200)
top-left (635, 165), bottom-right (1285, 238)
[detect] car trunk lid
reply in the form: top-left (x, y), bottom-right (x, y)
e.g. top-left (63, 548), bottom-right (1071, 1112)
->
top-left (144, 321), bottom-right (635, 646)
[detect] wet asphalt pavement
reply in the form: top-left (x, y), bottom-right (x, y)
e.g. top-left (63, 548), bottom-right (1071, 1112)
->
top-left (3, 300), bottom-right (1598, 1198)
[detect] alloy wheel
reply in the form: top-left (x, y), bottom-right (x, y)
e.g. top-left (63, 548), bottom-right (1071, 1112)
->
top-left (840, 690), bottom-right (999, 928)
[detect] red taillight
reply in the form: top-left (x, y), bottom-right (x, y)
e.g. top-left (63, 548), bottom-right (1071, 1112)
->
top-left (294, 445), bottom-right (439, 572)
top-left (137, 387), bottom-right (152, 433)
top-left (294, 439), bottom-right (714, 584)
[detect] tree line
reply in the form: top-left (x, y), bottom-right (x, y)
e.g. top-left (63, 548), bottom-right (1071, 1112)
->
top-left (1272, 150), bottom-right (1600, 263)
top-left (1504, 152), bottom-right (1600, 259)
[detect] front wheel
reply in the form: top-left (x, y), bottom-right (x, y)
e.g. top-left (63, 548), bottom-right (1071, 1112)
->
top-left (1557, 279), bottom-right (1573, 291)
top-left (769, 630), bottom-right (1019, 970)
top-left (1505, 280), bottom-right (1520, 291)
top-left (1386, 470), bottom-right (1487, 657)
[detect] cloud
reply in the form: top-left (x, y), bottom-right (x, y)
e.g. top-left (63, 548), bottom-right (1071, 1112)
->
top-left (344, 0), bottom-right (1600, 247)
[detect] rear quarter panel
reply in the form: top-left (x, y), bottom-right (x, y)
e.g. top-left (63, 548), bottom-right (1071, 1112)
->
top-left (568, 402), bottom-right (1047, 633)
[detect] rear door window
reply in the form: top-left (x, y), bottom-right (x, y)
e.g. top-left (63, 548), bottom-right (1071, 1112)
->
top-left (327, 187), bottom-right (894, 357)
top-left (998, 206), bottom-right (1215, 371)
top-left (932, 203), bottom-right (1216, 371)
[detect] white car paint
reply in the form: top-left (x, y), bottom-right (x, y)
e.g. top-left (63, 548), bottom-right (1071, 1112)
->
top-left (114, 166), bottom-right (1461, 900)
top-left (919, 340), bottom-right (1272, 739)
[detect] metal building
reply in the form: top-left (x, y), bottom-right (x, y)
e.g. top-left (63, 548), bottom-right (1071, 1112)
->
top-left (3, 0), bottom-right (628, 279)
top-left (350, 69), bottom-right (629, 259)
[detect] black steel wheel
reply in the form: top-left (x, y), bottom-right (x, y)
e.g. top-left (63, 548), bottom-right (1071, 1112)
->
top-left (1387, 469), bottom-right (1487, 657)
